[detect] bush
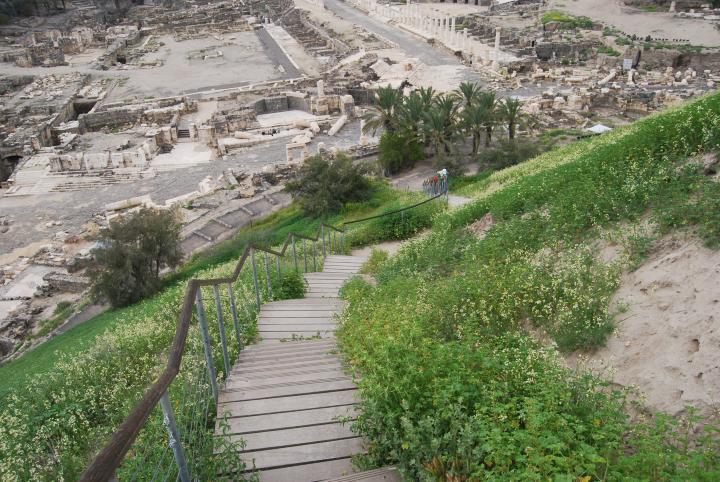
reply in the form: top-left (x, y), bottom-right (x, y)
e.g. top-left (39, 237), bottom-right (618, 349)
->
top-left (272, 270), bottom-right (306, 299)
top-left (285, 155), bottom-right (373, 217)
top-left (349, 198), bottom-right (444, 246)
top-left (90, 208), bottom-right (182, 308)
top-left (378, 131), bottom-right (424, 174)
top-left (478, 139), bottom-right (543, 169)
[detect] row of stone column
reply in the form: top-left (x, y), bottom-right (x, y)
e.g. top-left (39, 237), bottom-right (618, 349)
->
top-left (351, 0), bottom-right (504, 69)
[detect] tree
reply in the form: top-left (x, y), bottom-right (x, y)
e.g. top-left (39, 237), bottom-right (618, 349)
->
top-left (477, 91), bottom-right (498, 147)
top-left (378, 131), bottom-right (424, 174)
top-left (396, 91), bottom-right (427, 144)
top-left (422, 96), bottom-right (459, 159)
top-left (462, 103), bottom-right (489, 156)
top-left (500, 97), bottom-right (523, 140)
top-left (362, 85), bottom-right (402, 136)
top-left (453, 81), bottom-right (482, 107)
top-left (284, 155), bottom-right (372, 217)
top-left (90, 208), bottom-right (182, 308)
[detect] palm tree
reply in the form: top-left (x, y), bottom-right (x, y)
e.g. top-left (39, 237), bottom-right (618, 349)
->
top-left (423, 95), bottom-right (460, 157)
top-left (415, 86), bottom-right (437, 110)
top-left (477, 91), bottom-right (498, 147)
top-left (453, 81), bottom-right (482, 107)
top-left (462, 103), bottom-right (489, 156)
top-left (423, 108), bottom-right (451, 158)
top-left (500, 97), bottom-right (523, 140)
top-left (362, 85), bottom-right (402, 136)
top-left (396, 91), bottom-right (427, 143)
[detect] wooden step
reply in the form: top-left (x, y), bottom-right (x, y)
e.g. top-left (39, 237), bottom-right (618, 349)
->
top-left (215, 253), bottom-right (368, 479)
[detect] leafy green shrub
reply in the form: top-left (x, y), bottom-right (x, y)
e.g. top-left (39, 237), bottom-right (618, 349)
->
top-left (90, 208), bottom-right (182, 308)
top-left (285, 154), bottom-right (372, 217)
top-left (272, 270), bottom-right (306, 299)
top-left (378, 131), bottom-right (424, 174)
top-left (360, 249), bottom-right (389, 274)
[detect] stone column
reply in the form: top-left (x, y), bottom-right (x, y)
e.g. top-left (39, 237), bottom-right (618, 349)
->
top-left (359, 119), bottom-right (368, 145)
top-left (493, 27), bottom-right (502, 70)
top-left (669, 1), bottom-right (676, 13)
top-left (463, 28), bottom-right (469, 52)
top-left (317, 80), bottom-right (325, 97)
top-left (452, 18), bottom-right (458, 47)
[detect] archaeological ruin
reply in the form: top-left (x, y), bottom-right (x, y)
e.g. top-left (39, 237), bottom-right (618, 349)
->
top-left (2, 0), bottom-right (720, 362)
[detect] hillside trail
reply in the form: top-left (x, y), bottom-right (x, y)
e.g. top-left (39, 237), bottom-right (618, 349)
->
top-left (215, 172), bottom-right (472, 480)
top-left (390, 163), bottom-right (473, 205)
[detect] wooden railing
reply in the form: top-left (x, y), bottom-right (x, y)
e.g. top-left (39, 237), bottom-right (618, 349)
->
top-left (80, 191), bottom-right (447, 481)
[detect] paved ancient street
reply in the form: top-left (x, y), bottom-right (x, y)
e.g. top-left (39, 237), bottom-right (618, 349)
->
top-left (324, 0), bottom-right (471, 68)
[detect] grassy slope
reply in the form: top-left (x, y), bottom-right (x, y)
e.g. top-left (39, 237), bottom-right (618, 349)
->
top-left (0, 182), bottom-right (438, 480)
top-left (0, 310), bottom-right (124, 400)
top-left (338, 93), bottom-right (720, 480)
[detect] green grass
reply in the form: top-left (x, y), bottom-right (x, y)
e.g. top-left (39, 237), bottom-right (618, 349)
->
top-left (540, 10), bottom-right (594, 29)
top-left (337, 92), bottom-right (720, 480)
top-left (448, 170), bottom-right (493, 192)
top-left (602, 26), bottom-right (620, 36)
top-left (0, 181), bottom-right (437, 479)
top-left (598, 45), bottom-right (621, 56)
top-left (0, 309), bottom-right (123, 400)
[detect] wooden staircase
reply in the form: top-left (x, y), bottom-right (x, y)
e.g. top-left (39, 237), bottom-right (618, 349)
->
top-left (217, 255), bottom-right (400, 481)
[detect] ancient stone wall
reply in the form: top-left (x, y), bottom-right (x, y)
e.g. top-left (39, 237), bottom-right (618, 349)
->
top-left (78, 109), bottom-right (140, 132)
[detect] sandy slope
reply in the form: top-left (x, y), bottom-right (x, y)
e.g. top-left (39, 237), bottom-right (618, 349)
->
top-left (576, 236), bottom-right (720, 416)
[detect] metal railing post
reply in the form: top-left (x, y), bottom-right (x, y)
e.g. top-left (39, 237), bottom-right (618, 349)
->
top-left (159, 391), bottom-right (191, 482)
top-left (321, 224), bottom-right (326, 257)
top-left (341, 231), bottom-right (345, 254)
top-left (212, 285), bottom-right (231, 376)
top-left (292, 234), bottom-right (298, 272)
top-left (312, 240), bottom-right (317, 271)
top-left (250, 248), bottom-right (261, 310)
top-left (264, 251), bottom-right (272, 299)
top-left (195, 290), bottom-right (219, 404)
top-left (276, 255), bottom-right (282, 282)
top-left (303, 238), bottom-right (308, 272)
top-left (226, 283), bottom-right (243, 351)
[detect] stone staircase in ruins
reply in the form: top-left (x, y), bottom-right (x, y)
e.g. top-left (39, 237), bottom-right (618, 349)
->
top-left (216, 255), bottom-right (400, 482)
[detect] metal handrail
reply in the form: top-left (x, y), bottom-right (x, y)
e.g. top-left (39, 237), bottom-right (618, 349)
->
top-left (80, 188), bottom-right (448, 482)
top-left (342, 191), bottom-right (447, 226)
